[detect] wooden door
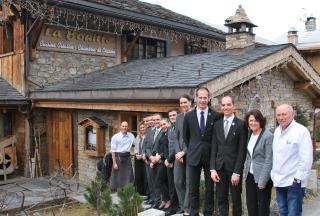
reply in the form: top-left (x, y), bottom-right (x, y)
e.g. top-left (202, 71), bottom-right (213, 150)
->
top-left (119, 112), bottom-right (140, 137)
top-left (48, 110), bottom-right (73, 177)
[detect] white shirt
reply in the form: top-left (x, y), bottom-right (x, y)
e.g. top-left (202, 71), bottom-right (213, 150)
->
top-left (271, 120), bottom-right (313, 187)
top-left (224, 114), bottom-right (235, 135)
top-left (110, 131), bottom-right (135, 153)
top-left (196, 106), bottom-right (209, 128)
top-left (247, 133), bottom-right (259, 174)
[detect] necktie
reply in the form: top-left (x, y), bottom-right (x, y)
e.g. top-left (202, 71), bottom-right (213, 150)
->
top-left (224, 119), bottom-right (229, 138)
top-left (200, 111), bottom-right (205, 134)
top-left (153, 129), bottom-right (159, 143)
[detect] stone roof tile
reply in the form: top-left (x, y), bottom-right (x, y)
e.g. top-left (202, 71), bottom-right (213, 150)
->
top-left (0, 78), bottom-right (27, 103)
top-left (88, 0), bottom-right (225, 35)
top-left (33, 44), bottom-right (289, 93)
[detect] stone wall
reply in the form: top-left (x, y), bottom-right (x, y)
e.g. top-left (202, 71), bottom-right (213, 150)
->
top-left (29, 51), bottom-right (118, 86)
top-left (77, 110), bottom-right (118, 184)
top-left (226, 32), bottom-right (255, 49)
top-left (212, 68), bottom-right (314, 130)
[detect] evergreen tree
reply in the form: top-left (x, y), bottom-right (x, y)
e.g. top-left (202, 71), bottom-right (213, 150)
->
top-left (294, 105), bottom-right (310, 127)
top-left (117, 183), bottom-right (143, 216)
top-left (84, 172), bottom-right (117, 216)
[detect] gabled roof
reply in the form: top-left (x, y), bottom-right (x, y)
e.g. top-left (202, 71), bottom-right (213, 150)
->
top-left (30, 44), bottom-right (318, 101)
top-left (0, 78), bottom-right (27, 105)
top-left (33, 45), bottom-right (289, 92)
top-left (275, 29), bottom-right (320, 50)
top-left (47, 0), bottom-right (225, 41)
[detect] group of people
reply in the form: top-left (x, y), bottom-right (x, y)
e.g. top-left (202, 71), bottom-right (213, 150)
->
top-left (108, 86), bottom-right (313, 216)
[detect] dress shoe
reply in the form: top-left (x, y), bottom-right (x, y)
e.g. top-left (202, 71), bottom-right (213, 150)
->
top-left (146, 199), bottom-right (154, 205)
top-left (158, 201), bottom-right (166, 209)
top-left (165, 209), bottom-right (177, 216)
top-left (164, 200), bottom-right (171, 209)
top-left (151, 201), bottom-right (160, 209)
top-left (175, 209), bottom-right (184, 214)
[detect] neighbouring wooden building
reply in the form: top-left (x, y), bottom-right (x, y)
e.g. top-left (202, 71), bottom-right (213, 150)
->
top-left (1, 1), bottom-right (320, 184)
top-left (276, 16), bottom-right (320, 74)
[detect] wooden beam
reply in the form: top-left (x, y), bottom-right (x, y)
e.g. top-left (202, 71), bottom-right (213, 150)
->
top-left (294, 81), bottom-right (311, 90)
top-left (9, 4), bottom-right (20, 19)
top-left (30, 19), bottom-right (45, 49)
top-left (0, 26), bottom-right (4, 54)
top-left (123, 31), bottom-right (141, 58)
top-left (32, 101), bottom-right (178, 113)
top-left (313, 99), bottom-right (320, 108)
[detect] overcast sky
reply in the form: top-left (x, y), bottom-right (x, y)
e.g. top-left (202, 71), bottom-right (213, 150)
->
top-left (142, 0), bottom-right (320, 41)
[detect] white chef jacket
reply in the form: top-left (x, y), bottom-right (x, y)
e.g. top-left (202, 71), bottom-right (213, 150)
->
top-left (271, 120), bottom-right (313, 187)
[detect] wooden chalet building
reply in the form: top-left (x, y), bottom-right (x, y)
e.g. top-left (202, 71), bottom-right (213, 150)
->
top-left (1, 1), bottom-right (320, 184)
top-left (0, 0), bottom-right (225, 181)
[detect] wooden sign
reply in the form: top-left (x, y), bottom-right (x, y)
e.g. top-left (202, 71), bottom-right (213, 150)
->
top-left (37, 25), bottom-right (117, 57)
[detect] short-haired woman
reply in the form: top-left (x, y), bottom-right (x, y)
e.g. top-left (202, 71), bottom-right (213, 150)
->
top-left (244, 109), bottom-right (273, 216)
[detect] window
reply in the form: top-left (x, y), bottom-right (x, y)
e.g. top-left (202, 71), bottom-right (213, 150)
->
top-left (78, 116), bottom-right (107, 157)
top-left (185, 42), bottom-right (207, 55)
top-left (0, 112), bottom-right (12, 139)
top-left (127, 36), bottom-right (166, 60)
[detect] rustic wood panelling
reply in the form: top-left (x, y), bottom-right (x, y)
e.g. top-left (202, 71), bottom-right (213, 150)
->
top-left (47, 110), bottom-right (73, 177)
top-left (0, 52), bottom-right (25, 94)
top-left (13, 18), bottom-right (24, 51)
top-left (305, 55), bottom-right (320, 75)
top-left (33, 101), bottom-right (178, 113)
top-left (0, 26), bottom-right (4, 54)
top-left (12, 112), bottom-right (27, 175)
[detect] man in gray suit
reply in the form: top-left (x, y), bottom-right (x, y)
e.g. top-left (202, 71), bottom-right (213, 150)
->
top-left (142, 114), bottom-right (155, 204)
top-left (165, 108), bottom-right (179, 214)
top-left (146, 113), bottom-right (163, 208)
top-left (171, 95), bottom-right (192, 215)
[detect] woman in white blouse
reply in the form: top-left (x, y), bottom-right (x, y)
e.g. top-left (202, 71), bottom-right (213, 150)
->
top-left (243, 109), bottom-right (274, 216)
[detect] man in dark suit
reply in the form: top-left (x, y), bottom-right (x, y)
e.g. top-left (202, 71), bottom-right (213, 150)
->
top-left (210, 96), bottom-right (248, 216)
top-left (183, 87), bottom-right (221, 216)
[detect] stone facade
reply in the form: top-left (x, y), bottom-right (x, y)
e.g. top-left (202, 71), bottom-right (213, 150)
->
top-left (226, 32), bottom-right (255, 49)
top-left (29, 51), bottom-right (118, 86)
top-left (212, 68), bottom-right (314, 130)
top-left (77, 110), bottom-right (118, 184)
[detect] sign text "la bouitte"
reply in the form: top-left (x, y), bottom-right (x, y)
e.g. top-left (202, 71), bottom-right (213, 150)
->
top-left (45, 27), bottom-right (110, 44)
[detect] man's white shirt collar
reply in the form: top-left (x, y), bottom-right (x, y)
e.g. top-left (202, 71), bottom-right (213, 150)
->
top-left (224, 114), bottom-right (235, 123)
top-left (197, 106), bottom-right (209, 115)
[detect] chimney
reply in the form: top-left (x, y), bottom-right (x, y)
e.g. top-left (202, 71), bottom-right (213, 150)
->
top-left (305, 16), bottom-right (316, 31)
top-left (224, 5), bottom-right (257, 49)
top-left (287, 27), bottom-right (298, 44)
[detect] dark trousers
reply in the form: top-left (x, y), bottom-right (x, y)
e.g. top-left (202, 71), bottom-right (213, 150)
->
top-left (156, 163), bottom-right (170, 201)
top-left (216, 168), bottom-right (242, 216)
top-left (134, 158), bottom-right (149, 195)
top-left (246, 173), bottom-right (273, 216)
top-left (167, 166), bottom-right (178, 208)
top-left (188, 163), bottom-right (214, 216)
